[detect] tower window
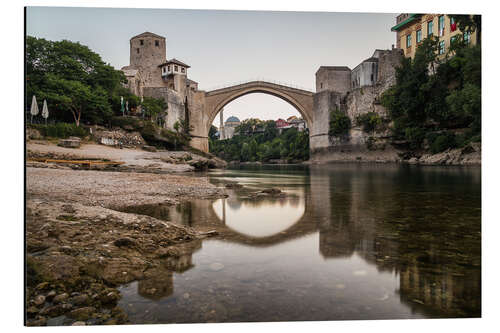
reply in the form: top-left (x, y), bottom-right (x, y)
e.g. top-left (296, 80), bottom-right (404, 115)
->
top-left (174, 65), bottom-right (178, 72)
top-left (320, 83), bottom-right (323, 89)
top-left (155, 40), bottom-right (159, 47)
top-left (136, 48), bottom-right (140, 54)
top-left (167, 65), bottom-right (170, 71)
top-left (140, 39), bottom-right (144, 45)
top-left (181, 67), bottom-right (185, 73)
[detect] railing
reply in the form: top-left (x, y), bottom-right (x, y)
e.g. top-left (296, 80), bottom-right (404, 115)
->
top-left (204, 78), bottom-right (314, 93)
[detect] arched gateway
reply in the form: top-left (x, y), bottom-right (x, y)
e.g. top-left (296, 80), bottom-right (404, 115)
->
top-left (189, 81), bottom-right (315, 152)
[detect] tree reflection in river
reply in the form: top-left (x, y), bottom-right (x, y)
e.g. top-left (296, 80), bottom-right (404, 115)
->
top-left (118, 164), bottom-right (481, 323)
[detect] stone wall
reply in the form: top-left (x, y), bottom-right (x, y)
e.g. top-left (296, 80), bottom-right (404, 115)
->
top-left (377, 49), bottom-right (404, 90)
top-left (129, 34), bottom-right (167, 88)
top-left (143, 87), bottom-right (185, 131)
top-left (310, 90), bottom-right (343, 151)
top-left (315, 67), bottom-right (351, 95)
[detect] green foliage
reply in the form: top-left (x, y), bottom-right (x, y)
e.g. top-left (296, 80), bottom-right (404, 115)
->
top-left (356, 112), bottom-right (382, 133)
top-left (141, 97), bottom-right (167, 125)
top-left (429, 132), bottom-right (456, 154)
top-left (160, 128), bottom-right (190, 148)
top-left (381, 34), bottom-right (481, 152)
top-left (328, 109), bottom-right (351, 137)
top-left (448, 15), bottom-right (481, 44)
top-left (110, 116), bottom-right (144, 131)
top-left (26, 36), bottom-right (133, 126)
top-left (32, 123), bottom-right (88, 138)
top-left (209, 125), bottom-right (218, 141)
top-left (210, 123), bottom-right (309, 163)
top-left (404, 127), bottom-right (426, 150)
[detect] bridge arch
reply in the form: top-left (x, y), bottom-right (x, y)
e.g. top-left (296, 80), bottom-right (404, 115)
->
top-left (205, 82), bottom-right (314, 133)
top-left (189, 81), bottom-right (315, 152)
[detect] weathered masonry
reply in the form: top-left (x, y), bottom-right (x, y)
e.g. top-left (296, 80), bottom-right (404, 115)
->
top-left (121, 31), bottom-right (403, 154)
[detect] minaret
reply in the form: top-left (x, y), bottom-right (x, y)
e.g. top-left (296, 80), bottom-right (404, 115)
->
top-left (219, 109), bottom-right (225, 140)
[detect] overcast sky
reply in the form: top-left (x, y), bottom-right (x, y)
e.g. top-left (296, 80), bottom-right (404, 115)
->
top-left (26, 7), bottom-right (396, 125)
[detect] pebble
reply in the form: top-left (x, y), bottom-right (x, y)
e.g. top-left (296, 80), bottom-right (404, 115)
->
top-left (34, 295), bottom-right (46, 306)
top-left (353, 270), bottom-right (367, 276)
top-left (46, 290), bottom-right (56, 300)
top-left (183, 293), bottom-right (190, 299)
top-left (52, 293), bottom-right (69, 304)
top-left (72, 321), bottom-right (86, 326)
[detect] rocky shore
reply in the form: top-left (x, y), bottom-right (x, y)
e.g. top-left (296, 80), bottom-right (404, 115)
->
top-left (309, 142), bottom-right (481, 166)
top-left (26, 141), bottom-right (227, 326)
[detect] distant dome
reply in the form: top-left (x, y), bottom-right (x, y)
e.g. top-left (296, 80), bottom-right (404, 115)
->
top-left (226, 116), bottom-right (240, 123)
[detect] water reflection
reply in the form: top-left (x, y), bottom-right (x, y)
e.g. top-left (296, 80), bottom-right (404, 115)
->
top-left (212, 197), bottom-right (305, 238)
top-left (118, 164), bottom-right (481, 322)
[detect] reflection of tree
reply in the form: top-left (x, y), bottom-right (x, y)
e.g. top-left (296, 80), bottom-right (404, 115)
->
top-left (312, 164), bottom-right (481, 318)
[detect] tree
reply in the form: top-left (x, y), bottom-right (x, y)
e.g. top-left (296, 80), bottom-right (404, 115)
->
top-left (449, 15), bottom-right (481, 44)
top-left (328, 109), bottom-right (351, 137)
top-left (209, 125), bottom-right (218, 141)
top-left (381, 32), bottom-right (481, 151)
top-left (26, 36), bottom-right (130, 126)
top-left (141, 96), bottom-right (167, 124)
top-left (41, 75), bottom-right (111, 127)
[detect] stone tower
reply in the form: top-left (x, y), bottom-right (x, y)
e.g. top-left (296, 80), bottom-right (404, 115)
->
top-left (129, 32), bottom-right (167, 87)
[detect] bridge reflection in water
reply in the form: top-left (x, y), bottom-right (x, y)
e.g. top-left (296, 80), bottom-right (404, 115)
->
top-left (118, 164), bottom-right (481, 322)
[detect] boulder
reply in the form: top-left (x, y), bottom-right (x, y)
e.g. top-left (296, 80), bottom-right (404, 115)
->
top-left (58, 138), bottom-right (81, 148)
top-left (67, 306), bottom-right (96, 321)
top-left (142, 145), bottom-right (157, 152)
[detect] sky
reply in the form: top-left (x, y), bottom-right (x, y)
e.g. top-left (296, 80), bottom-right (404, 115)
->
top-left (26, 7), bottom-right (397, 125)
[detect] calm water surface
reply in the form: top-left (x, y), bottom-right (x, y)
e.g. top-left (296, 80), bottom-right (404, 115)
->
top-left (118, 164), bottom-right (481, 323)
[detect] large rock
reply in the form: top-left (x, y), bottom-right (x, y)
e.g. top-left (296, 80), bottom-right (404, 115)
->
top-left (27, 128), bottom-right (42, 140)
top-left (67, 306), bottom-right (96, 321)
top-left (58, 138), bottom-right (81, 148)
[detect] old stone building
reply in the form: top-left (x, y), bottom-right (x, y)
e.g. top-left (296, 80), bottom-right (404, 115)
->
top-left (121, 32), bottom-right (199, 131)
top-left (310, 47), bottom-right (404, 161)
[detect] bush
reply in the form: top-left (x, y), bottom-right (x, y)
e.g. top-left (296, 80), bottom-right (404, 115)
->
top-left (110, 116), bottom-right (144, 131)
top-left (429, 132), bottom-right (456, 154)
top-left (356, 112), bottom-right (382, 133)
top-left (329, 109), bottom-right (351, 137)
top-left (32, 123), bottom-right (88, 138)
top-left (366, 136), bottom-right (375, 150)
top-left (404, 127), bottom-right (425, 150)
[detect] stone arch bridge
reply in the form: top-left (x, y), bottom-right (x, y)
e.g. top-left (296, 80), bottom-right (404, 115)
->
top-left (188, 80), bottom-right (332, 153)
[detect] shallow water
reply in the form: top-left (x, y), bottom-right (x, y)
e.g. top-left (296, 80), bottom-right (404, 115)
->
top-left (118, 164), bottom-right (481, 323)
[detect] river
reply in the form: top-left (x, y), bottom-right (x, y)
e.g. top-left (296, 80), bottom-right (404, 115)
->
top-left (117, 163), bottom-right (481, 323)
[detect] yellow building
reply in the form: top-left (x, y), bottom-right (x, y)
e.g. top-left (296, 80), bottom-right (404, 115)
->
top-left (391, 14), bottom-right (477, 59)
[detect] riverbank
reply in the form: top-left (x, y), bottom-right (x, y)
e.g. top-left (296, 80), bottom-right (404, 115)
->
top-left (27, 141), bottom-right (227, 173)
top-left (26, 141), bottom-right (227, 326)
top-left (309, 142), bottom-right (481, 166)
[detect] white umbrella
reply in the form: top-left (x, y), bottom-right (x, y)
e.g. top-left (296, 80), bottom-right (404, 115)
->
top-left (30, 95), bottom-right (39, 124)
top-left (41, 99), bottom-right (49, 125)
